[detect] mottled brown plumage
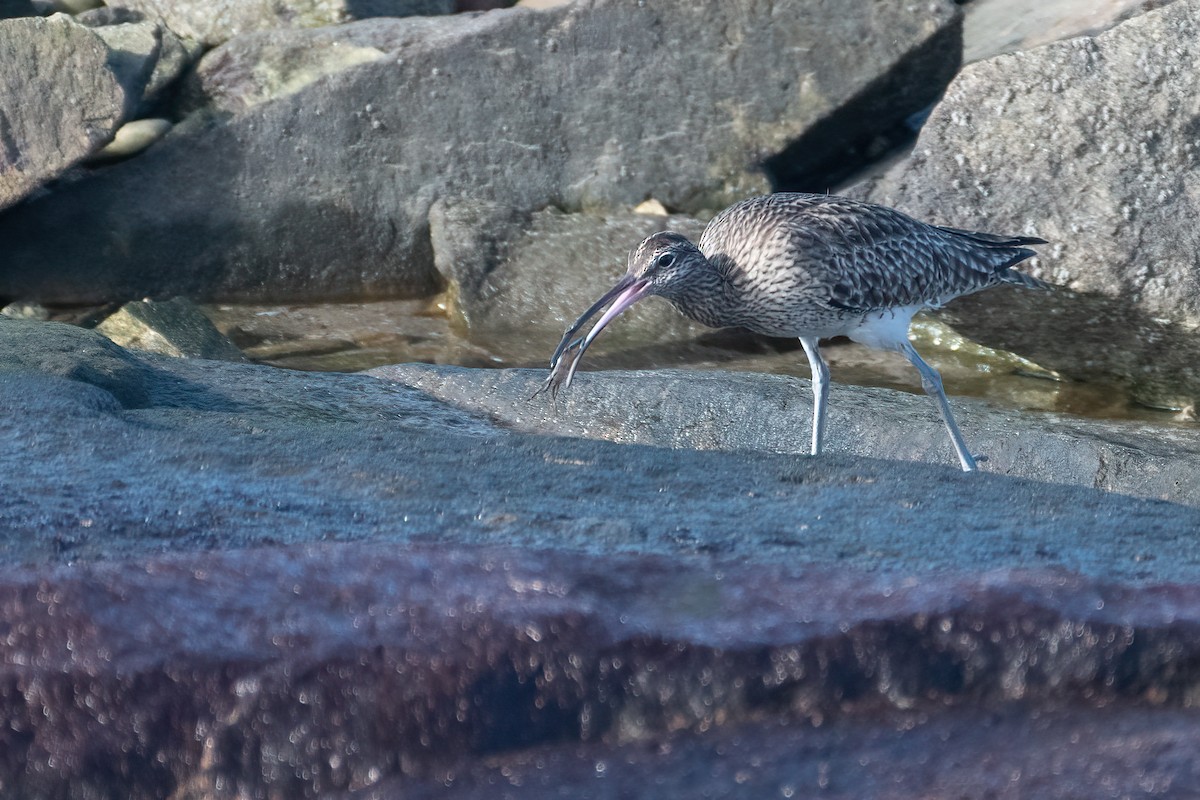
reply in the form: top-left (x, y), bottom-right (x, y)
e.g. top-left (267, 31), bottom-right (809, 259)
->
top-left (538, 192), bottom-right (1048, 472)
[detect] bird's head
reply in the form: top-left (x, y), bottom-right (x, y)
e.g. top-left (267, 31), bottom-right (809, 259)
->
top-left (544, 231), bottom-right (705, 375)
top-left (627, 231), bottom-right (707, 295)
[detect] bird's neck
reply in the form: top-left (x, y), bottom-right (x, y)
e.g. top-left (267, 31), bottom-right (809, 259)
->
top-left (658, 257), bottom-right (734, 330)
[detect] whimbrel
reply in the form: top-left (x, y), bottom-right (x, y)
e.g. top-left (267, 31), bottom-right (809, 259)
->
top-left (538, 192), bottom-right (1047, 472)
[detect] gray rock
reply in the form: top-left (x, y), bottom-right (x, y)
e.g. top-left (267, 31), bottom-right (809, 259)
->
top-left (103, 0), bottom-right (457, 46)
top-left (95, 297), bottom-right (246, 360)
top-left (431, 203), bottom-right (712, 359)
top-left (855, 0), bottom-right (1200, 411)
top-left (0, 0), bottom-right (962, 303)
top-left (0, 15), bottom-right (130, 210)
top-left (371, 363), bottom-right (1200, 507)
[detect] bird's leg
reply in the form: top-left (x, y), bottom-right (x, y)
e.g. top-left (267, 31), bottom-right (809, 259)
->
top-left (799, 336), bottom-right (829, 456)
top-left (899, 341), bottom-right (978, 472)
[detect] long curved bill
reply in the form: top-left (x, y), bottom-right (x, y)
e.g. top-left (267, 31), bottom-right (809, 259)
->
top-left (535, 273), bottom-right (652, 399)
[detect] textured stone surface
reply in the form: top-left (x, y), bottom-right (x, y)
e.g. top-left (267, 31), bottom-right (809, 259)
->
top-left (0, 15), bottom-right (129, 210)
top-left (102, 0), bottom-right (456, 46)
top-left (857, 0), bottom-right (1200, 410)
top-left (374, 363), bottom-right (1200, 506)
top-left (95, 297), bottom-right (246, 360)
top-left (0, 0), bottom-right (962, 303)
top-left (3, 546), bottom-right (1200, 797)
top-left (1, 318), bottom-right (1198, 572)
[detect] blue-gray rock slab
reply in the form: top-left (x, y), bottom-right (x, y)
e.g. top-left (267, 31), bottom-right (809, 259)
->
top-left (372, 363), bottom-right (1200, 508)
top-left (2, 544), bottom-right (1200, 797)
top-left (853, 0), bottom-right (1200, 411)
top-left (1, 319), bottom-right (1199, 578)
top-left (0, 0), bottom-right (962, 303)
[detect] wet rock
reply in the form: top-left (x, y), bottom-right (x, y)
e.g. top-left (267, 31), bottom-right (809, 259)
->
top-left (3, 546), bottom-right (1200, 797)
top-left (0, 0), bottom-right (961, 303)
top-left (431, 203), bottom-right (712, 357)
top-left (856, 0), bottom-right (1200, 411)
top-left (95, 297), bottom-right (246, 360)
top-left (101, 0), bottom-right (457, 47)
top-left (0, 15), bottom-right (131, 210)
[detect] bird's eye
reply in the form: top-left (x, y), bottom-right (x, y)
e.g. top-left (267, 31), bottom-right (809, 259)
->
top-left (656, 253), bottom-right (676, 269)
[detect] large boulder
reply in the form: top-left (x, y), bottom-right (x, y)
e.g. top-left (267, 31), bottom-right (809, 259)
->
top-left (857, 0), bottom-right (1200, 410)
top-left (0, 0), bottom-right (962, 303)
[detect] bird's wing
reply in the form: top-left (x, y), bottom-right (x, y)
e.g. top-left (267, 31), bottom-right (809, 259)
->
top-left (786, 198), bottom-right (1040, 312)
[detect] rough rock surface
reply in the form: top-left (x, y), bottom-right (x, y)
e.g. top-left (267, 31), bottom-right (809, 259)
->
top-left (857, 0), bottom-right (1200, 410)
top-left (102, 0), bottom-right (456, 46)
top-left (374, 363), bottom-right (1200, 506)
top-left (4, 546), bottom-right (1200, 798)
top-left (0, 15), bottom-right (130, 210)
top-left (0, 0), bottom-right (962, 303)
top-left (95, 297), bottom-right (246, 360)
top-left (1, 318), bottom-right (1198, 570)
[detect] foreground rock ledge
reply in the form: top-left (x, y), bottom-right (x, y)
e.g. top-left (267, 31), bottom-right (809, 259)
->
top-left (3, 543), bottom-right (1200, 798)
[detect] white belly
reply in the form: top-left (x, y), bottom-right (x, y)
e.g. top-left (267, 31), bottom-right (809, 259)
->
top-left (842, 305), bottom-right (921, 352)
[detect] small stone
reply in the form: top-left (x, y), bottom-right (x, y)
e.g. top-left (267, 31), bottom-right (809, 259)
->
top-left (87, 118), bottom-right (173, 162)
top-left (96, 297), bottom-right (246, 361)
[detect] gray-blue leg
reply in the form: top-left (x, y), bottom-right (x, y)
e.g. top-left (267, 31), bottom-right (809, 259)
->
top-left (799, 336), bottom-right (829, 456)
top-left (900, 341), bottom-right (978, 472)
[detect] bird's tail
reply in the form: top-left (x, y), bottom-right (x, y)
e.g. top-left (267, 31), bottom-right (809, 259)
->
top-left (939, 226), bottom-right (1052, 289)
